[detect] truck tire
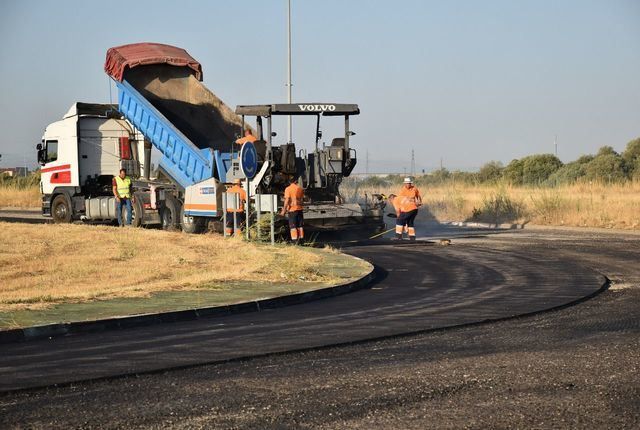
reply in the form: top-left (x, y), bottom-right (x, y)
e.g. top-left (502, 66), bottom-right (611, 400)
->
top-left (131, 196), bottom-right (144, 228)
top-left (182, 213), bottom-right (207, 234)
top-left (51, 194), bottom-right (72, 224)
top-left (160, 195), bottom-right (181, 231)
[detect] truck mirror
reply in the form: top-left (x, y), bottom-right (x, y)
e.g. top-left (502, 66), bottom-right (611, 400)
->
top-left (36, 143), bottom-right (42, 151)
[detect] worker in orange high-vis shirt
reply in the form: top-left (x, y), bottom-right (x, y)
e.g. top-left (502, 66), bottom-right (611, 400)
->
top-left (235, 129), bottom-right (258, 145)
top-left (395, 177), bottom-right (422, 240)
top-left (387, 194), bottom-right (408, 235)
top-left (281, 176), bottom-right (305, 244)
top-left (225, 179), bottom-right (247, 236)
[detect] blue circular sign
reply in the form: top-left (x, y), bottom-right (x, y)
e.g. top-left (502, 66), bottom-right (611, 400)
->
top-left (240, 142), bottom-right (258, 179)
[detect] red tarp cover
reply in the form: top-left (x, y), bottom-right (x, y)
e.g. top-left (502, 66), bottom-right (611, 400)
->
top-left (104, 43), bottom-right (203, 82)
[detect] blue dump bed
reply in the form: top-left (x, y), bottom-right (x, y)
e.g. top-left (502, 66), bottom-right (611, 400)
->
top-left (116, 80), bottom-right (214, 189)
top-left (105, 43), bottom-right (245, 189)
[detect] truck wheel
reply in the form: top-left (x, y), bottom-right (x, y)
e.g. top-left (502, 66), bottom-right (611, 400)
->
top-left (182, 214), bottom-right (206, 234)
top-left (51, 194), bottom-right (72, 224)
top-left (161, 196), bottom-right (180, 231)
top-left (131, 197), bottom-right (144, 228)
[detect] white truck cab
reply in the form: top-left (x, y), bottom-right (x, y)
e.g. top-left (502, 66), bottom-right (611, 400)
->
top-left (37, 103), bottom-right (148, 223)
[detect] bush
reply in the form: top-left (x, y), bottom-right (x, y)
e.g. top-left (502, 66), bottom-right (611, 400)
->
top-left (622, 137), bottom-right (640, 176)
top-left (477, 161), bottom-right (503, 183)
top-left (546, 161), bottom-right (586, 185)
top-left (584, 153), bottom-right (627, 183)
top-left (529, 190), bottom-right (564, 223)
top-left (597, 146), bottom-right (618, 157)
top-left (470, 189), bottom-right (525, 224)
top-left (521, 154), bottom-right (563, 185)
top-left (503, 159), bottom-right (525, 185)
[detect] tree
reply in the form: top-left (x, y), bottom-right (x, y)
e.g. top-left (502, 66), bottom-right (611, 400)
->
top-left (622, 137), bottom-right (640, 176)
top-left (546, 161), bottom-right (586, 185)
top-left (477, 161), bottom-right (503, 183)
top-left (503, 159), bottom-right (524, 185)
top-left (584, 153), bottom-right (626, 182)
top-left (597, 146), bottom-right (618, 157)
top-left (521, 154), bottom-right (563, 185)
top-left (575, 154), bottom-right (594, 165)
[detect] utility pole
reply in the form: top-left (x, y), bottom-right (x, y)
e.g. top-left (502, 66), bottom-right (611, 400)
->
top-left (440, 157), bottom-right (443, 170)
top-left (554, 134), bottom-right (558, 157)
top-left (286, 0), bottom-right (293, 143)
top-left (411, 149), bottom-right (415, 176)
top-left (365, 149), bottom-right (369, 176)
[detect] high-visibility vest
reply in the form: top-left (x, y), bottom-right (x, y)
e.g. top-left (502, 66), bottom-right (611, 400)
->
top-left (398, 186), bottom-right (421, 212)
top-left (235, 134), bottom-right (258, 145)
top-left (115, 176), bottom-right (131, 198)
top-left (284, 183), bottom-right (304, 211)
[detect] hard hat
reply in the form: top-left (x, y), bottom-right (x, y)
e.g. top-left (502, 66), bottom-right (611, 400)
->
top-left (233, 178), bottom-right (241, 184)
top-left (403, 177), bottom-right (413, 184)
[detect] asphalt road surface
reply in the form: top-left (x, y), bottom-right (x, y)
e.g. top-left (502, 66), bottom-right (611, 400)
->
top-left (1, 227), bottom-right (639, 428)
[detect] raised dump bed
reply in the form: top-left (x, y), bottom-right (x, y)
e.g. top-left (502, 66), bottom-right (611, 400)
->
top-left (105, 43), bottom-right (246, 188)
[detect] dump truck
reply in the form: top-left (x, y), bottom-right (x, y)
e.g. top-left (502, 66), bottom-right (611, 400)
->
top-left (37, 42), bottom-right (384, 234)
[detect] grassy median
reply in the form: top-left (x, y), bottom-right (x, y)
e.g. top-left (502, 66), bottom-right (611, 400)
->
top-left (0, 222), bottom-right (370, 316)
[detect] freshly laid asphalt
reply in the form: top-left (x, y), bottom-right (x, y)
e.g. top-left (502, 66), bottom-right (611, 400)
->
top-left (0, 226), bottom-right (613, 392)
top-left (0, 227), bottom-right (639, 428)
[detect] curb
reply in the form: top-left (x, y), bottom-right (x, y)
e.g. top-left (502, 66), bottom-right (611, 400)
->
top-left (0, 258), bottom-right (376, 345)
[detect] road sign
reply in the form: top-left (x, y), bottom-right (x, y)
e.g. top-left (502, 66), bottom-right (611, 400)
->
top-left (239, 142), bottom-right (258, 179)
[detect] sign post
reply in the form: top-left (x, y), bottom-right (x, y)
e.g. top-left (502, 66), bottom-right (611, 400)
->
top-left (239, 142), bottom-right (258, 240)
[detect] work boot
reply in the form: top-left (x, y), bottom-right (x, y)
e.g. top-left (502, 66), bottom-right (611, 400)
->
top-left (394, 234), bottom-right (403, 241)
top-left (409, 236), bottom-right (416, 241)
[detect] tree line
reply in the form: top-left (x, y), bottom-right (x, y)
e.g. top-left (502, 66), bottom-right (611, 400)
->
top-left (351, 137), bottom-right (640, 188)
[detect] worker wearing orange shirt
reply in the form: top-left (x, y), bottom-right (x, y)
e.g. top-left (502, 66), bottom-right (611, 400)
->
top-left (387, 193), bottom-right (408, 235)
top-left (395, 177), bottom-right (422, 240)
top-left (235, 129), bottom-right (258, 145)
top-left (280, 176), bottom-right (305, 244)
top-left (226, 179), bottom-right (247, 236)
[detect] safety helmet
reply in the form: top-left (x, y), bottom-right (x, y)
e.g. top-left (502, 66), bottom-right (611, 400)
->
top-left (403, 177), bottom-right (413, 184)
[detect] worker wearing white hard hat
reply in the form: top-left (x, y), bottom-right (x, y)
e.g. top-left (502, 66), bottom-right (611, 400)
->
top-left (395, 177), bottom-right (422, 240)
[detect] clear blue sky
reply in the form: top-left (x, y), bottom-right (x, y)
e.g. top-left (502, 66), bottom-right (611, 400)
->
top-left (0, 0), bottom-right (638, 173)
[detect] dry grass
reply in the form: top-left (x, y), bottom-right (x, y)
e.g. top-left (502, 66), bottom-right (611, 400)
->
top-left (0, 222), bottom-right (335, 312)
top-left (345, 181), bottom-right (640, 229)
top-left (0, 183), bottom-right (40, 209)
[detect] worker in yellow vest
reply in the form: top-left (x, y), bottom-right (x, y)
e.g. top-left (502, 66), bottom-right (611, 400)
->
top-left (226, 179), bottom-right (247, 236)
top-left (112, 168), bottom-right (132, 227)
top-left (281, 176), bottom-right (305, 244)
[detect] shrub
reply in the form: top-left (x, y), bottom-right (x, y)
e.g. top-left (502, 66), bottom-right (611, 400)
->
top-left (584, 153), bottom-right (627, 183)
top-left (622, 137), bottom-right (640, 176)
top-left (503, 159), bottom-right (525, 185)
top-left (477, 161), bottom-right (503, 183)
top-left (521, 154), bottom-right (563, 185)
top-left (546, 161), bottom-right (586, 185)
top-left (470, 190), bottom-right (525, 224)
top-left (529, 190), bottom-right (564, 223)
top-left (597, 146), bottom-right (618, 157)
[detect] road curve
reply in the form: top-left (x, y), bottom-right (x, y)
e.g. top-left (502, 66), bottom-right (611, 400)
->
top-left (0, 228), bottom-right (611, 392)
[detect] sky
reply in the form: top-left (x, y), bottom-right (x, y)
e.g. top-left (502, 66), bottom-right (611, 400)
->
top-left (0, 0), bottom-right (638, 173)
